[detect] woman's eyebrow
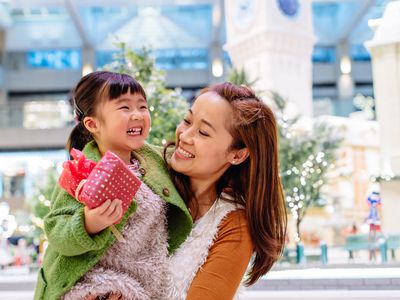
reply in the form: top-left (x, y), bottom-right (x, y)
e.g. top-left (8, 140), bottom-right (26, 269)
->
top-left (189, 109), bottom-right (216, 132)
top-left (201, 119), bottom-right (216, 132)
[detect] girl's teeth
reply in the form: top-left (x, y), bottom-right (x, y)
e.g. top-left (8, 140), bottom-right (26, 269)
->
top-left (127, 128), bottom-right (141, 135)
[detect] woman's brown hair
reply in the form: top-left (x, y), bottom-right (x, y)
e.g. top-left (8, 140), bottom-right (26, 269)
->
top-left (67, 70), bottom-right (146, 152)
top-left (166, 82), bottom-right (287, 285)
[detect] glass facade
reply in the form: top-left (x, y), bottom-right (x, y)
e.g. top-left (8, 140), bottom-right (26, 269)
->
top-left (0, 150), bottom-right (66, 202)
top-left (312, 46), bottom-right (336, 63)
top-left (350, 44), bottom-right (371, 62)
top-left (26, 49), bottom-right (81, 70)
top-left (96, 49), bottom-right (209, 70)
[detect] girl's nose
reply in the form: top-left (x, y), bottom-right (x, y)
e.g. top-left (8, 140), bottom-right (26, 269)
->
top-left (130, 112), bottom-right (143, 121)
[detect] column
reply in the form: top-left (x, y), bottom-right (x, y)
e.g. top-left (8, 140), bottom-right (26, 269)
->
top-left (209, 0), bottom-right (225, 84)
top-left (82, 46), bottom-right (95, 76)
top-left (366, 1), bottom-right (400, 234)
top-left (0, 28), bottom-right (7, 107)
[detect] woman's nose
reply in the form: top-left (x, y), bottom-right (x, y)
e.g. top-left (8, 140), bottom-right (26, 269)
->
top-left (178, 127), bottom-right (194, 144)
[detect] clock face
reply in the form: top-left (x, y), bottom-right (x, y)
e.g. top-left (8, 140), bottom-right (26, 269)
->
top-left (277, 0), bottom-right (299, 17)
top-left (233, 0), bottom-right (258, 29)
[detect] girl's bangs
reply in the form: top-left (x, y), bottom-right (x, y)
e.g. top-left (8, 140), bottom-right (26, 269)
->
top-left (100, 73), bottom-right (146, 101)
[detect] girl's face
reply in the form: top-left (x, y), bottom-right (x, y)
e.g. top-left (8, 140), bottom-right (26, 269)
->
top-left (170, 91), bottom-right (237, 183)
top-left (87, 92), bottom-right (151, 163)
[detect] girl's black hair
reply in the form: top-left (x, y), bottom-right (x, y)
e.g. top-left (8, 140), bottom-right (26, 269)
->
top-left (67, 71), bottom-right (146, 152)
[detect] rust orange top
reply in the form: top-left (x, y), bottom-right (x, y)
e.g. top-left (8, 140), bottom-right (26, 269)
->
top-left (186, 210), bottom-right (254, 300)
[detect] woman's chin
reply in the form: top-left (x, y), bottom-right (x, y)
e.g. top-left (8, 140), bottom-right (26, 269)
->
top-left (171, 154), bottom-right (189, 173)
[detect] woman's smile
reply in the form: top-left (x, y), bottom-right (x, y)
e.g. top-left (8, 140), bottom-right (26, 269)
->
top-left (175, 146), bottom-right (195, 159)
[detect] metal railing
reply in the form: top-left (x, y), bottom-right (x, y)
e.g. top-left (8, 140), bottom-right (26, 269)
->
top-left (0, 100), bottom-right (73, 129)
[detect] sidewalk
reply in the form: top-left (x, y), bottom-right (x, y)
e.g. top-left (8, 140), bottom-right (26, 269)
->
top-left (1, 290), bottom-right (400, 300)
top-left (250, 265), bottom-right (400, 291)
top-left (1, 265), bottom-right (400, 299)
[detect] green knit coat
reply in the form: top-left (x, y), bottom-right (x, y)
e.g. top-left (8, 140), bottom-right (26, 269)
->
top-left (34, 141), bottom-right (192, 300)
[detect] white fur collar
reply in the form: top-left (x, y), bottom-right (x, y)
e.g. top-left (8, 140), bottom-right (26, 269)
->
top-left (167, 193), bottom-right (240, 299)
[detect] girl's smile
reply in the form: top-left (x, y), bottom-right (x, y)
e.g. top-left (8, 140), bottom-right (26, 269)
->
top-left (86, 92), bottom-right (151, 164)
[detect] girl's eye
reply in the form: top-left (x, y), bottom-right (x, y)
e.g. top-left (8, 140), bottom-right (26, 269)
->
top-left (199, 130), bottom-right (209, 137)
top-left (183, 119), bottom-right (190, 125)
top-left (140, 106), bottom-right (148, 110)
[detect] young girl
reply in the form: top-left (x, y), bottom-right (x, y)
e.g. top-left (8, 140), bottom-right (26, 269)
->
top-left (34, 71), bottom-right (192, 300)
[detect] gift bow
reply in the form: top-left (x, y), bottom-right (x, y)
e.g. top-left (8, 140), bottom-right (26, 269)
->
top-left (60, 148), bottom-right (97, 200)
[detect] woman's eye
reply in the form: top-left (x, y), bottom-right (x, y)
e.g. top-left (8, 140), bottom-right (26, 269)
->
top-left (183, 119), bottom-right (190, 124)
top-left (140, 105), bottom-right (148, 110)
top-left (120, 106), bottom-right (129, 110)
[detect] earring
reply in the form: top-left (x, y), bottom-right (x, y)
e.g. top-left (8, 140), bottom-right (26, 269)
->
top-left (232, 160), bottom-right (236, 165)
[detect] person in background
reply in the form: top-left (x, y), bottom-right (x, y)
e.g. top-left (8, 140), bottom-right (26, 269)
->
top-left (166, 82), bottom-right (287, 299)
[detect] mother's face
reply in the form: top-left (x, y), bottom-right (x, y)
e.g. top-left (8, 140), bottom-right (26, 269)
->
top-left (170, 91), bottom-right (237, 182)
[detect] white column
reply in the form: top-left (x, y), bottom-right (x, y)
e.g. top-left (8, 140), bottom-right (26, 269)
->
top-left (0, 29), bottom-right (7, 107)
top-left (82, 47), bottom-right (95, 76)
top-left (336, 43), bottom-right (354, 101)
top-left (209, 0), bottom-right (225, 84)
top-left (365, 0), bottom-right (400, 234)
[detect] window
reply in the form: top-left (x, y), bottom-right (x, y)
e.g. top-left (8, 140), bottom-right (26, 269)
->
top-left (312, 46), bottom-right (336, 63)
top-left (27, 49), bottom-right (81, 69)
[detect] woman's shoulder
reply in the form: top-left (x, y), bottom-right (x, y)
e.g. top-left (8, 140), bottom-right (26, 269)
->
top-left (215, 208), bottom-right (252, 245)
top-left (220, 209), bottom-right (248, 230)
top-left (205, 208), bottom-right (254, 267)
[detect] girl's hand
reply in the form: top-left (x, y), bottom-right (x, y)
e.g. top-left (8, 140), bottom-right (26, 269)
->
top-left (84, 199), bottom-right (123, 235)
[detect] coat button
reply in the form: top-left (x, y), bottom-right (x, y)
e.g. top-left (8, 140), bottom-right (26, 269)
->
top-left (139, 168), bottom-right (146, 176)
top-left (162, 187), bottom-right (170, 197)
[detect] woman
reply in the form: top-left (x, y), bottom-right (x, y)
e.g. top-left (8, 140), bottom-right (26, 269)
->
top-left (166, 82), bottom-right (287, 299)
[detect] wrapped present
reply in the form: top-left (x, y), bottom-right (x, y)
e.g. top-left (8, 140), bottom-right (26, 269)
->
top-left (58, 149), bottom-right (142, 241)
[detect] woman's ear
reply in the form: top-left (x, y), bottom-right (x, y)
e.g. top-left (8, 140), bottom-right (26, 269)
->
top-left (83, 116), bottom-right (100, 135)
top-left (230, 147), bottom-right (249, 165)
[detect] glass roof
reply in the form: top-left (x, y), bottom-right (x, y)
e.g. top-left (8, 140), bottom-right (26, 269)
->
top-left (1, 0), bottom-right (394, 51)
top-left (312, 0), bottom-right (392, 46)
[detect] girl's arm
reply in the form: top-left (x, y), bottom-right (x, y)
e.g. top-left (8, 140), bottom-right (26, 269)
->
top-left (186, 210), bottom-right (254, 300)
top-left (44, 185), bottom-right (112, 256)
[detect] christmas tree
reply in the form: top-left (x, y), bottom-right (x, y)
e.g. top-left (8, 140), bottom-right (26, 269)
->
top-left (274, 92), bottom-right (342, 242)
top-left (228, 69), bottom-right (343, 243)
top-left (103, 42), bottom-right (189, 146)
top-left (26, 165), bottom-right (58, 243)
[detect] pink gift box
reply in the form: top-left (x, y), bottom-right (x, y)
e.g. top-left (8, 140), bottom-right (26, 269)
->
top-left (59, 149), bottom-right (141, 214)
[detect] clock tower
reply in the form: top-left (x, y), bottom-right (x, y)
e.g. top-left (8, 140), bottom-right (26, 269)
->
top-left (224, 0), bottom-right (315, 116)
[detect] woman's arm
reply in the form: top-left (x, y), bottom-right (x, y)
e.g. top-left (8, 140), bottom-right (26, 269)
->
top-left (186, 210), bottom-right (254, 300)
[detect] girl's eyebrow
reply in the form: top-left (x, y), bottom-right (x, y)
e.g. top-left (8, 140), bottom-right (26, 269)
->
top-left (188, 109), bottom-right (216, 132)
top-left (115, 96), bottom-right (147, 104)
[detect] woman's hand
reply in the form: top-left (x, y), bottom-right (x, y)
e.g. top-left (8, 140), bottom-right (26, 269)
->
top-left (84, 199), bottom-right (123, 235)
